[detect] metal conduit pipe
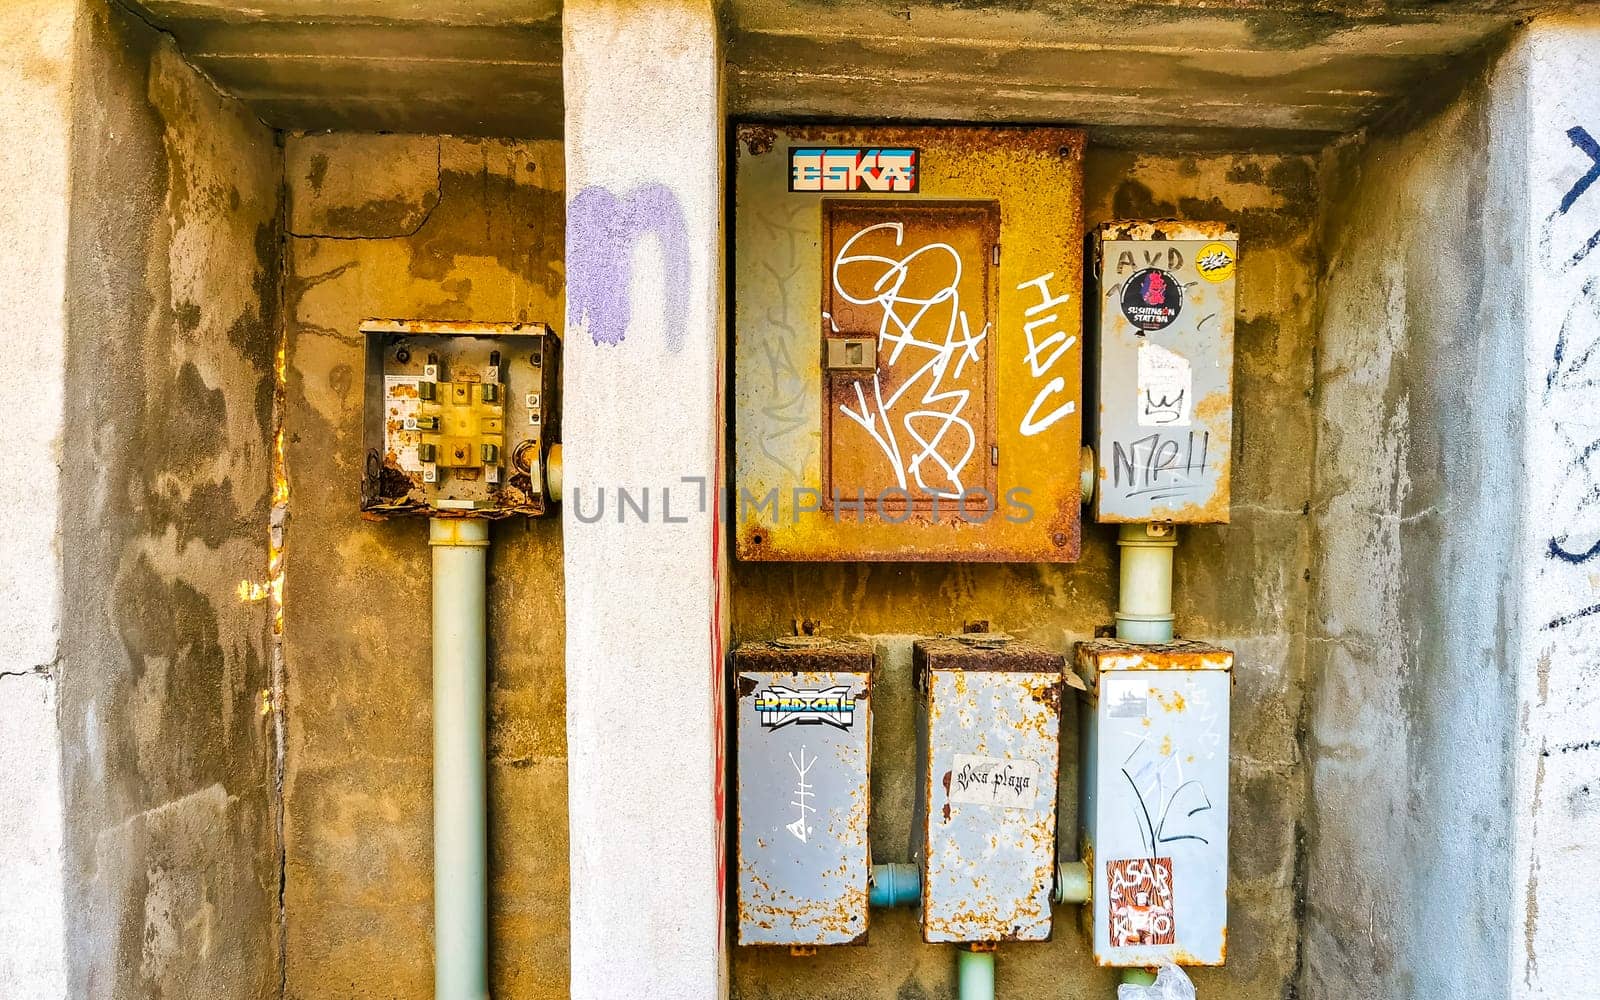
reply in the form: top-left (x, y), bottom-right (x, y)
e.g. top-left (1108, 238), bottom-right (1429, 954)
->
top-left (429, 517), bottom-right (491, 1000)
top-left (1115, 523), bottom-right (1177, 643)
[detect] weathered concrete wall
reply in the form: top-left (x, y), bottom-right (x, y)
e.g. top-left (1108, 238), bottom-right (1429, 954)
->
top-left (731, 147), bottom-right (1318, 999)
top-left (0, 3), bottom-right (77, 994)
top-left (1302, 36), bottom-right (1527, 1000)
top-left (1511, 16), bottom-right (1600, 997)
top-left (562, 2), bottom-right (730, 997)
top-left (281, 132), bottom-right (568, 998)
top-left (57, 2), bottom-right (283, 998)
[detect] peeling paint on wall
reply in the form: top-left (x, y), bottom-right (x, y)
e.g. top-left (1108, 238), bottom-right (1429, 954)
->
top-left (59, 6), bottom-right (283, 999)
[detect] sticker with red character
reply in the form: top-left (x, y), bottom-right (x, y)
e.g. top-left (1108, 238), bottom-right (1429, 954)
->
top-left (1119, 267), bottom-right (1183, 331)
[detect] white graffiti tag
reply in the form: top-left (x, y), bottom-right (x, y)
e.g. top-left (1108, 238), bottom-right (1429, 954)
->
top-left (787, 745), bottom-right (817, 844)
top-left (1016, 272), bottom-right (1078, 436)
top-left (832, 222), bottom-right (986, 498)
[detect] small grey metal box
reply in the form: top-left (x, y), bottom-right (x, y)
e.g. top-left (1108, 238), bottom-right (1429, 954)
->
top-left (1093, 222), bottom-right (1236, 523)
top-left (916, 636), bottom-right (1063, 943)
top-left (736, 638), bottom-right (874, 946)
top-left (1077, 640), bottom-right (1232, 967)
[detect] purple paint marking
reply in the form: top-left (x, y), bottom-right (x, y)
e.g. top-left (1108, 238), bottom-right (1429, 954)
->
top-left (567, 183), bottom-right (690, 352)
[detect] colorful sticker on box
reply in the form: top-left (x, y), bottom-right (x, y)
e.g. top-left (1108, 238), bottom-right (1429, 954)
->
top-left (753, 685), bottom-right (856, 730)
top-left (789, 147), bottom-right (919, 192)
top-left (1195, 241), bottom-right (1236, 283)
top-left (948, 754), bottom-right (1040, 809)
top-left (1120, 268), bottom-right (1183, 331)
top-left (1107, 857), bottom-right (1176, 947)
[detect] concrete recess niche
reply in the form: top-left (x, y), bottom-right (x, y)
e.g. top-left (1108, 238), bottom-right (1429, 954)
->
top-left (5, 3), bottom-right (1594, 1000)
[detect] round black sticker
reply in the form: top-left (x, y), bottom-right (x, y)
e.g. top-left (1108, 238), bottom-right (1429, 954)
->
top-left (1120, 268), bottom-right (1183, 332)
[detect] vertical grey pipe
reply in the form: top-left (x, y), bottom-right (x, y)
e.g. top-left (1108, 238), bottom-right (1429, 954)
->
top-left (430, 517), bottom-right (490, 1000)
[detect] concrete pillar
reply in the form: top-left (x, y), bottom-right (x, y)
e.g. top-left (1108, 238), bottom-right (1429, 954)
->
top-left (0, 1), bottom-right (75, 996)
top-left (1513, 16), bottom-right (1600, 995)
top-left (561, 2), bottom-right (728, 998)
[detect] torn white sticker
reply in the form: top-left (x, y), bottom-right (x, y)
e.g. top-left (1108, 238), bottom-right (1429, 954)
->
top-left (383, 375), bottom-right (424, 472)
top-left (1137, 341), bottom-right (1192, 427)
top-left (949, 754), bottom-right (1040, 810)
top-left (1105, 676), bottom-right (1150, 719)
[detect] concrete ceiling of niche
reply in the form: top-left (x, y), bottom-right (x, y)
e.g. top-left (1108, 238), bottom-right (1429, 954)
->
top-left (129, 0), bottom-right (1544, 142)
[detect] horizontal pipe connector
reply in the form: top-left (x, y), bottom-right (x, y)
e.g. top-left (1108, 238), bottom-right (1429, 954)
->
top-left (546, 443), bottom-right (563, 503)
top-left (869, 862), bottom-right (920, 908)
top-left (1053, 859), bottom-right (1091, 906)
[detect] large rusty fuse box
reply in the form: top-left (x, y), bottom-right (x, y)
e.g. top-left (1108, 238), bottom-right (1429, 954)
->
top-left (1077, 640), bottom-right (1232, 967)
top-left (733, 124), bottom-right (1087, 562)
top-left (360, 319), bottom-right (560, 518)
top-left (1092, 222), bottom-right (1236, 523)
top-left (735, 637), bottom-right (874, 946)
top-left (915, 635), bottom-right (1065, 943)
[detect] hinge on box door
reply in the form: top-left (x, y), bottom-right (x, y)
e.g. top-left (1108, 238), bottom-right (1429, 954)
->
top-left (991, 445), bottom-right (999, 466)
top-left (992, 244), bottom-right (1001, 266)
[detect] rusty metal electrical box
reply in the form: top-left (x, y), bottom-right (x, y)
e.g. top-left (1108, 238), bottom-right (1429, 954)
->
top-left (915, 635), bottom-right (1066, 943)
top-left (733, 124), bottom-right (1087, 562)
top-left (360, 320), bottom-right (559, 518)
top-left (1077, 640), bottom-right (1232, 966)
top-left (1092, 223), bottom-right (1236, 523)
top-left (736, 638), bottom-right (874, 946)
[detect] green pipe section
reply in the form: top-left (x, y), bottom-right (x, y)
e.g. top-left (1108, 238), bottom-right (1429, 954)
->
top-left (430, 518), bottom-right (491, 1000)
top-left (1120, 967), bottom-right (1158, 987)
top-left (957, 948), bottom-right (995, 1000)
top-left (1116, 523), bottom-right (1177, 643)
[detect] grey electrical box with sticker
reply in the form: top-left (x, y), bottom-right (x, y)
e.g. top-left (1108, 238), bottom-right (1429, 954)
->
top-left (1092, 222), bottom-right (1236, 523)
top-left (915, 634), bottom-right (1068, 944)
top-left (734, 638), bottom-right (874, 947)
top-left (360, 319), bottom-right (560, 518)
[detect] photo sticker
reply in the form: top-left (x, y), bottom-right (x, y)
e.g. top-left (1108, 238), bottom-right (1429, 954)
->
top-left (1107, 856), bottom-right (1176, 947)
top-left (1120, 268), bottom-right (1183, 331)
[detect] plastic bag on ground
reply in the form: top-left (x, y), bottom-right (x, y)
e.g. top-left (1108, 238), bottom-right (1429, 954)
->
top-left (1117, 963), bottom-right (1196, 1000)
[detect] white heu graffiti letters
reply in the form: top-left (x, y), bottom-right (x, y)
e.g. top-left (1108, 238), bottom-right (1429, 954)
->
top-left (832, 221), bottom-right (986, 499)
top-left (1016, 271), bottom-right (1079, 436)
top-left (753, 685), bottom-right (857, 730)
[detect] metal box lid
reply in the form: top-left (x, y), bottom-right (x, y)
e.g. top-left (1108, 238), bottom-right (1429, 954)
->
top-left (735, 638), bottom-right (874, 947)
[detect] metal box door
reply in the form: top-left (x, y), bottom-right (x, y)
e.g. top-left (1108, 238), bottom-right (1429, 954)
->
top-left (822, 201), bottom-right (1000, 513)
top-left (1078, 641), bottom-right (1232, 966)
top-left (735, 639), bottom-right (874, 946)
top-left (916, 637), bottom-right (1062, 943)
top-left (1092, 223), bottom-right (1236, 523)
